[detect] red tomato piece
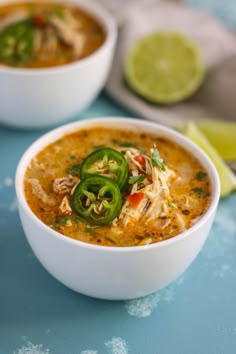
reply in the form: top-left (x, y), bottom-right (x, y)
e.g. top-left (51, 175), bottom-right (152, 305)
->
top-left (134, 154), bottom-right (146, 166)
top-left (33, 14), bottom-right (46, 26)
top-left (126, 192), bottom-right (144, 207)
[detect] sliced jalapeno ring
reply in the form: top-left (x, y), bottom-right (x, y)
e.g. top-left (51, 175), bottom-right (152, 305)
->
top-left (72, 175), bottom-right (122, 225)
top-left (80, 147), bottom-right (128, 190)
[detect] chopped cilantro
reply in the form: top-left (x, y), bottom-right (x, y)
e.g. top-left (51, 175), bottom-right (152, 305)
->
top-left (67, 163), bottom-right (80, 176)
top-left (144, 232), bottom-right (154, 238)
top-left (195, 171), bottom-right (207, 181)
top-left (73, 215), bottom-right (81, 223)
top-left (192, 187), bottom-right (205, 198)
top-left (84, 225), bottom-right (100, 234)
top-left (168, 200), bottom-right (176, 209)
top-left (116, 142), bottom-right (136, 147)
top-left (151, 145), bottom-right (166, 171)
top-left (112, 140), bottom-right (143, 150)
top-left (55, 215), bottom-right (70, 226)
top-left (128, 174), bottom-right (147, 185)
top-left (51, 222), bottom-right (59, 231)
top-left (53, 6), bottom-right (66, 19)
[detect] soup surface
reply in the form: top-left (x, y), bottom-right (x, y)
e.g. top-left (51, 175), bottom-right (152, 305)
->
top-left (24, 126), bottom-right (211, 247)
top-left (0, 1), bottom-right (105, 68)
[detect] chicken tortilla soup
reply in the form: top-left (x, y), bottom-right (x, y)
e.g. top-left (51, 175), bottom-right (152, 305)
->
top-left (24, 127), bottom-right (211, 247)
top-left (0, 1), bottom-right (105, 68)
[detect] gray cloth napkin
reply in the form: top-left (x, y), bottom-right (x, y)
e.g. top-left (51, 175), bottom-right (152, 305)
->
top-left (100, 0), bottom-right (236, 127)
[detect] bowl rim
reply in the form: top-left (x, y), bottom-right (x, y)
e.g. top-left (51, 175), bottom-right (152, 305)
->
top-left (0, 0), bottom-right (117, 75)
top-left (15, 117), bottom-right (220, 253)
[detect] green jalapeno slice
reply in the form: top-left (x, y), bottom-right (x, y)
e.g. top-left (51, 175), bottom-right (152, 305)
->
top-left (0, 20), bottom-right (34, 65)
top-left (72, 175), bottom-right (122, 225)
top-left (80, 147), bottom-right (128, 190)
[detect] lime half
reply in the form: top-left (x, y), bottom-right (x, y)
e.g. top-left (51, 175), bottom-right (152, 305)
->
top-left (124, 31), bottom-right (205, 104)
top-left (182, 122), bottom-right (236, 198)
top-left (197, 120), bottom-right (236, 161)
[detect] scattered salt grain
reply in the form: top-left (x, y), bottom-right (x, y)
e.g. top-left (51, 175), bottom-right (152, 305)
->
top-left (105, 337), bottom-right (128, 354)
top-left (14, 341), bottom-right (50, 354)
top-left (125, 292), bottom-right (161, 318)
top-left (8, 197), bottom-right (18, 212)
top-left (125, 274), bottom-right (187, 318)
top-left (213, 263), bottom-right (230, 278)
top-left (4, 177), bottom-right (13, 186)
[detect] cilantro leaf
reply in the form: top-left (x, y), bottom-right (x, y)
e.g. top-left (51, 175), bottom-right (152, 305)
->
top-left (114, 141), bottom-right (136, 148)
top-left (84, 225), bottom-right (100, 234)
top-left (67, 163), bottom-right (80, 176)
top-left (195, 171), bottom-right (207, 181)
top-left (151, 145), bottom-right (166, 171)
top-left (55, 215), bottom-right (70, 226)
top-left (192, 187), bottom-right (205, 198)
top-left (128, 174), bottom-right (147, 185)
top-left (168, 200), bottom-right (177, 209)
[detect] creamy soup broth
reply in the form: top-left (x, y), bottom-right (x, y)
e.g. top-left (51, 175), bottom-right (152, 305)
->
top-left (0, 1), bottom-right (105, 68)
top-left (24, 127), bottom-right (211, 247)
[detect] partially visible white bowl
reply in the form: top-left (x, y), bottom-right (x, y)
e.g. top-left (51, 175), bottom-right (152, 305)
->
top-left (0, 0), bottom-right (117, 129)
top-left (15, 117), bottom-right (220, 300)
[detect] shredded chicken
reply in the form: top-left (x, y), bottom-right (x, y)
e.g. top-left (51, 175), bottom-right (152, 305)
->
top-left (58, 196), bottom-right (72, 216)
top-left (28, 178), bottom-right (55, 206)
top-left (45, 26), bottom-right (59, 53)
top-left (33, 26), bottom-right (59, 58)
top-left (50, 15), bottom-right (85, 57)
top-left (120, 147), bottom-right (152, 176)
top-left (53, 175), bottom-right (77, 194)
top-left (31, 9), bottom-right (85, 58)
top-left (175, 213), bottom-right (186, 231)
top-left (173, 194), bottom-right (195, 212)
top-left (63, 9), bottom-right (82, 30)
top-left (29, 157), bottom-right (50, 173)
top-left (34, 29), bottom-right (44, 53)
top-left (53, 145), bottom-right (62, 153)
top-left (114, 147), bottom-right (177, 228)
top-left (66, 219), bottom-right (73, 227)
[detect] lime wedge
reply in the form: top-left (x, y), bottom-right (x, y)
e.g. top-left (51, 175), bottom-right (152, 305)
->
top-left (182, 122), bottom-right (236, 198)
top-left (196, 120), bottom-right (236, 161)
top-left (124, 31), bottom-right (205, 104)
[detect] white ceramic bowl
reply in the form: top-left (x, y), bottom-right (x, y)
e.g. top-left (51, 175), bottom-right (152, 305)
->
top-left (0, 0), bottom-right (117, 129)
top-left (15, 117), bottom-right (220, 300)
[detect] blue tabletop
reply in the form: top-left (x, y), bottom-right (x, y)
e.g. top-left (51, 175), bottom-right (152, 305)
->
top-left (1, 2), bottom-right (236, 354)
